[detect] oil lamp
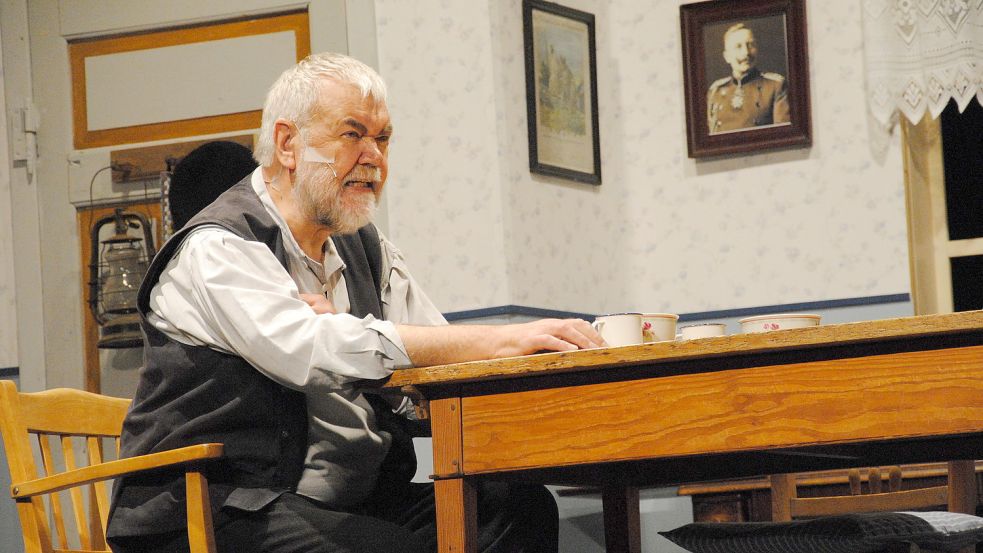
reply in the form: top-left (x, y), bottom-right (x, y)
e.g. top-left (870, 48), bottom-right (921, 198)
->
top-left (88, 208), bottom-right (155, 348)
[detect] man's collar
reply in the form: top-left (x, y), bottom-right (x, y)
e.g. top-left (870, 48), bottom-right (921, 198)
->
top-left (732, 67), bottom-right (761, 86)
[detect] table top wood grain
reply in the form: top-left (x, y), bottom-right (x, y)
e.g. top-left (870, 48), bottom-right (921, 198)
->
top-left (384, 311), bottom-right (983, 389)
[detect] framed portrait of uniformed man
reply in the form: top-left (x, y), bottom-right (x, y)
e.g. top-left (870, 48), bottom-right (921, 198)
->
top-left (680, 0), bottom-right (811, 158)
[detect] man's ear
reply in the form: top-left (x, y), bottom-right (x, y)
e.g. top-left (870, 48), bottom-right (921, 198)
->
top-left (273, 119), bottom-right (300, 171)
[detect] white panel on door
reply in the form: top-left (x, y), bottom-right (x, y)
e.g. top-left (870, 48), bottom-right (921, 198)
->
top-left (85, 31), bottom-right (295, 131)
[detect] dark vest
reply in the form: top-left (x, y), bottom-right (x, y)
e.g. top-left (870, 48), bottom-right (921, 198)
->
top-left (107, 177), bottom-right (405, 537)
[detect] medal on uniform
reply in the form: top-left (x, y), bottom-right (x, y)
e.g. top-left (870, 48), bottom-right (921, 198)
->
top-left (731, 86), bottom-right (744, 110)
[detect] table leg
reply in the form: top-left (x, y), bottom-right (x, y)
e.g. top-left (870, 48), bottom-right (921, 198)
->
top-left (602, 485), bottom-right (641, 553)
top-left (430, 396), bottom-right (476, 552)
top-left (435, 477), bottom-right (477, 553)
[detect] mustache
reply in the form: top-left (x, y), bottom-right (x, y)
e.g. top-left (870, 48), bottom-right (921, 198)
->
top-left (343, 166), bottom-right (382, 184)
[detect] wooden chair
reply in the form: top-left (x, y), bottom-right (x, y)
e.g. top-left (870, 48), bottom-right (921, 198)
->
top-left (770, 461), bottom-right (979, 553)
top-left (770, 461), bottom-right (978, 521)
top-left (662, 462), bottom-right (983, 553)
top-left (0, 380), bottom-right (223, 553)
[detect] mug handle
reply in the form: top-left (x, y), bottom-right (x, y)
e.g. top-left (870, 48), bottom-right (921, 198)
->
top-left (591, 320), bottom-right (605, 334)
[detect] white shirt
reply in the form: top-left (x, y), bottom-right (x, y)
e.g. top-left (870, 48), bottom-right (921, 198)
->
top-left (148, 167), bottom-right (446, 506)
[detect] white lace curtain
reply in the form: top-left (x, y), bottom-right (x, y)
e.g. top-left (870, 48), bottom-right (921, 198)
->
top-left (862, 0), bottom-right (983, 153)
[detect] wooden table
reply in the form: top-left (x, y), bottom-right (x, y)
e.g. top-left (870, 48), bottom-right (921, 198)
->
top-left (382, 312), bottom-right (983, 553)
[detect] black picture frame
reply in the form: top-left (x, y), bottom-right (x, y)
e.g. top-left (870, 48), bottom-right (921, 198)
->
top-left (680, 0), bottom-right (811, 158)
top-left (523, 0), bottom-right (601, 184)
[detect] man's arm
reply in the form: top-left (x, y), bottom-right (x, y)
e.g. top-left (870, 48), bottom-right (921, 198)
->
top-left (398, 318), bottom-right (603, 367)
top-left (375, 232), bottom-right (603, 366)
top-left (152, 228), bottom-right (407, 389)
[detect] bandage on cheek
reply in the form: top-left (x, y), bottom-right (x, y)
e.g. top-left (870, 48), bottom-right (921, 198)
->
top-left (302, 147), bottom-right (337, 178)
top-left (302, 147), bottom-right (335, 164)
top-left (302, 148), bottom-right (381, 182)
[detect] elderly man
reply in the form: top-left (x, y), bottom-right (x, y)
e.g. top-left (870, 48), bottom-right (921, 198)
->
top-left (106, 52), bottom-right (602, 553)
top-left (707, 23), bottom-right (790, 134)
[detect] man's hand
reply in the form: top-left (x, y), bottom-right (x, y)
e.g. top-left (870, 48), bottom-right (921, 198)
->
top-left (299, 293), bottom-right (336, 315)
top-left (398, 318), bottom-right (605, 367)
top-left (491, 318), bottom-right (605, 358)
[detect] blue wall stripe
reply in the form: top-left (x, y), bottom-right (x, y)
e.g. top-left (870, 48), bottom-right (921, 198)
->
top-left (0, 367), bottom-right (18, 378)
top-left (443, 293), bottom-right (911, 322)
top-left (444, 305), bottom-right (595, 322)
top-left (675, 293), bottom-right (911, 322)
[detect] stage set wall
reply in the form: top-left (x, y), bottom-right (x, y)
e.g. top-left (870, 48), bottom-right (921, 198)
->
top-left (378, 0), bottom-right (907, 318)
top-left (0, 1), bottom-right (910, 552)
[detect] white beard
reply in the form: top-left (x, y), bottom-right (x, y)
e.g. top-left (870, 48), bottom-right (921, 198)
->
top-left (294, 162), bottom-right (377, 234)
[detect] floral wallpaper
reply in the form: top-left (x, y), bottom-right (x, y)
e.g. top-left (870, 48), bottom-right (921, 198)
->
top-left (375, 0), bottom-right (512, 310)
top-left (375, 0), bottom-right (908, 315)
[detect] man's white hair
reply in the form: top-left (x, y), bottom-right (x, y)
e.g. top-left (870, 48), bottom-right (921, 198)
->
top-left (254, 52), bottom-right (388, 166)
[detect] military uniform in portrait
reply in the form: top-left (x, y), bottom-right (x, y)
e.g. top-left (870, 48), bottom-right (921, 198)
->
top-left (707, 67), bottom-right (789, 134)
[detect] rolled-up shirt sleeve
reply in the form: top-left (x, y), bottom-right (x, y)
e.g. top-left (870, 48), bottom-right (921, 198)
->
top-left (149, 227), bottom-right (402, 392)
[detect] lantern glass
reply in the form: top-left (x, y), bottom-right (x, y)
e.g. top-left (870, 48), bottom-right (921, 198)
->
top-left (89, 208), bottom-right (156, 349)
top-left (99, 238), bottom-right (147, 314)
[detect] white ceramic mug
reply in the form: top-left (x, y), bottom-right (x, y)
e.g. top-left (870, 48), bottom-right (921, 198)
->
top-left (591, 313), bottom-right (643, 347)
top-left (642, 313), bottom-right (679, 343)
top-left (678, 323), bottom-right (727, 340)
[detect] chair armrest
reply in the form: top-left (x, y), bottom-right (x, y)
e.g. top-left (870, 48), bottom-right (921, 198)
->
top-left (10, 443), bottom-right (223, 499)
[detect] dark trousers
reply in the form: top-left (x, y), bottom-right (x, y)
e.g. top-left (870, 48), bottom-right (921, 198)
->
top-left (108, 480), bottom-right (558, 553)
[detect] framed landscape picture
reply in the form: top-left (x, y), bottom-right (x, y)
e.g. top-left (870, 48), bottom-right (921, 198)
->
top-left (680, 0), bottom-right (811, 158)
top-left (523, 0), bottom-right (601, 184)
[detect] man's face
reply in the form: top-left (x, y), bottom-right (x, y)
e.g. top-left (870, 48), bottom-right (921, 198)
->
top-left (294, 81), bottom-right (392, 234)
top-left (723, 28), bottom-right (757, 78)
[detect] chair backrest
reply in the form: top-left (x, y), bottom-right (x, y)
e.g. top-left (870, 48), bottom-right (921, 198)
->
top-left (771, 460), bottom-right (979, 521)
top-left (0, 379), bottom-right (129, 553)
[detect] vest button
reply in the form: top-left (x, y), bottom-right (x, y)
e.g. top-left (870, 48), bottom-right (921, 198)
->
top-left (281, 430), bottom-right (289, 438)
